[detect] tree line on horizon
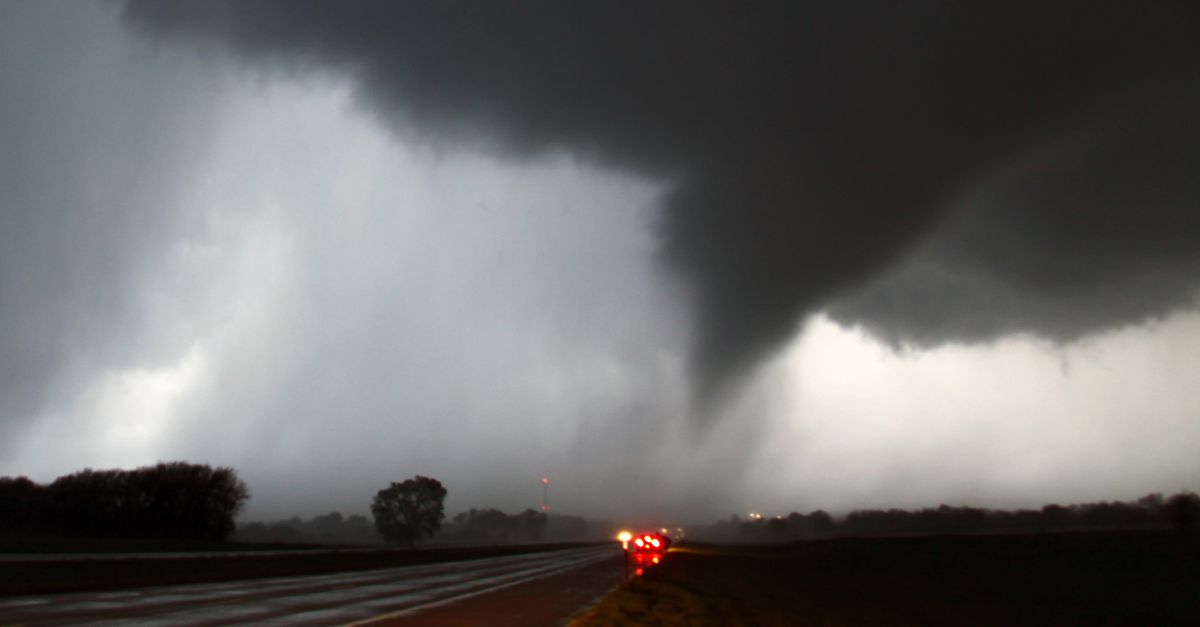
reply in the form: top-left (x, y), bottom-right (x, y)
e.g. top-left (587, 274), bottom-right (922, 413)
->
top-left (233, 475), bottom-right (602, 547)
top-left (441, 507), bottom-right (548, 544)
top-left (697, 492), bottom-right (1200, 542)
top-left (0, 462), bottom-right (249, 541)
top-left (362, 475), bottom-right (608, 547)
top-left (0, 464), bottom-right (599, 548)
top-left (234, 506), bottom-right (601, 546)
top-left (234, 511), bottom-right (381, 546)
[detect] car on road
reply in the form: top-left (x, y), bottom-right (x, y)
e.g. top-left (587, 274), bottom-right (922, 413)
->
top-left (630, 532), bottom-right (670, 553)
top-left (624, 532), bottom-right (671, 576)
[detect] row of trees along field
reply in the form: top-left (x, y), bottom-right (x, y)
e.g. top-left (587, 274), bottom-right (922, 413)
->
top-left (235, 475), bottom-right (600, 547)
top-left (234, 507), bottom-right (598, 546)
top-left (368, 476), bottom-right (611, 546)
top-left (700, 492), bottom-right (1200, 542)
top-left (0, 462), bottom-right (248, 541)
top-left (440, 507), bottom-right (547, 544)
top-left (235, 511), bottom-right (381, 546)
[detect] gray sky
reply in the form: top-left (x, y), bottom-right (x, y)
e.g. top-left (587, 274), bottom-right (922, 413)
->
top-left (2, 1), bottom-right (1199, 522)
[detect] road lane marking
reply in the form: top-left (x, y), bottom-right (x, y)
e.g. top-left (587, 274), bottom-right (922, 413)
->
top-left (0, 546), bottom-right (616, 626)
top-left (341, 549), bottom-right (614, 626)
top-left (0, 546), bottom-right (606, 622)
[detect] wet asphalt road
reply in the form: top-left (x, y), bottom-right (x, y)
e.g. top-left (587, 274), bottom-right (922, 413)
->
top-left (0, 544), bottom-right (621, 626)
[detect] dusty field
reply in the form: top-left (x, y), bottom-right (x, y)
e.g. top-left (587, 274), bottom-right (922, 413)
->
top-left (573, 532), bottom-right (1200, 626)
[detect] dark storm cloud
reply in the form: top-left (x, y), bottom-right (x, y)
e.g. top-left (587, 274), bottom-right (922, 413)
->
top-left (120, 1), bottom-right (1200, 411)
top-left (829, 98), bottom-right (1200, 346)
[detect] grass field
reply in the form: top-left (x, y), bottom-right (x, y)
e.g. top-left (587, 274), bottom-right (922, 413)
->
top-left (573, 532), bottom-right (1200, 626)
top-left (0, 540), bottom-right (606, 597)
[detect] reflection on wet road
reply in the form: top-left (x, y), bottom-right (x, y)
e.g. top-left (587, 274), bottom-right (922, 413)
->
top-left (0, 545), bottom-right (616, 625)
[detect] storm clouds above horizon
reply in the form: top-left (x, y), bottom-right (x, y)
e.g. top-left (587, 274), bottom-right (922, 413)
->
top-left (2, 1), bottom-right (1200, 521)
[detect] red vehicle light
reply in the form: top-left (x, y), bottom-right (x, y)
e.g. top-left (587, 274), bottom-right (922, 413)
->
top-left (629, 532), bottom-right (670, 553)
top-left (624, 531), bottom-right (670, 579)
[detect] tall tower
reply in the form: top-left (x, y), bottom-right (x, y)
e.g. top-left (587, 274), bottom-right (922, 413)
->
top-left (541, 476), bottom-right (550, 513)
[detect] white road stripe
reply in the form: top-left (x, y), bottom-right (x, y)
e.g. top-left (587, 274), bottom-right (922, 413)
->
top-left (339, 550), bottom-right (613, 626)
top-left (0, 547), bottom-right (595, 614)
top-left (0, 545), bottom-right (617, 626)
